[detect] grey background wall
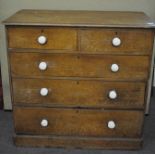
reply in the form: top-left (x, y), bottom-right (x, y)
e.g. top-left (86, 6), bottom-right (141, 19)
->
top-left (0, 0), bottom-right (155, 109)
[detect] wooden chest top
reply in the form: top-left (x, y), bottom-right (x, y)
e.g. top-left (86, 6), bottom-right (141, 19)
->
top-left (3, 9), bottom-right (155, 28)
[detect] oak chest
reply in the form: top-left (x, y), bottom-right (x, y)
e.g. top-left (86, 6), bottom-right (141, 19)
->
top-left (3, 10), bottom-right (155, 149)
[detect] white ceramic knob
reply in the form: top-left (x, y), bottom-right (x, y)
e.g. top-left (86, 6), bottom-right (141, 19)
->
top-left (112, 37), bottom-right (121, 47)
top-left (39, 62), bottom-right (47, 71)
top-left (37, 35), bottom-right (47, 45)
top-left (108, 120), bottom-right (116, 129)
top-left (108, 90), bottom-right (117, 100)
top-left (111, 64), bottom-right (119, 72)
top-left (40, 88), bottom-right (48, 96)
top-left (40, 119), bottom-right (48, 127)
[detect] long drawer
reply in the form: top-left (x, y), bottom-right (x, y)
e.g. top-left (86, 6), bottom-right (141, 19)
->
top-left (80, 29), bottom-right (153, 55)
top-left (12, 78), bottom-right (145, 109)
top-left (7, 27), bottom-right (77, 50)
top-left (14, 107), bottom-right (143, 138)
top-left (10, 52), bottom-right (150, 81)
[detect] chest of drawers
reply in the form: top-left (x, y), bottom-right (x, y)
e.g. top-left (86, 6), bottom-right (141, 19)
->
top-left (3, 10), bottom-right (155, 149)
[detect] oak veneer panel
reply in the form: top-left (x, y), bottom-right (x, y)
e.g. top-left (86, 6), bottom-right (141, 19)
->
top-left (10, 52), bottom-right (149, 81)
top-left (14, 107), bottom-right (143, 138)
top-left (3, 10), bottom-right (155, 28)
top-left (12, 78), bottom-right (145, 109)
top-left (7, 27), bottom-right (77, 50)
top-left (80, 29), bottom-right (153, 54)
top-left (14, 135), bottom-right (142, 149)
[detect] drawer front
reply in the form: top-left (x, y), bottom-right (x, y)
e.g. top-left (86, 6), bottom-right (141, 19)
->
top-left (13, 79), bottom-right (145, 109)
top-left (14, 107), bottom-right (143, 138)
top-left (10, 52), bottom-right (149, 81)
top-left (80, 29), bottom-right (153, 55)
top-left (7, 27), bottom-right (77, 50)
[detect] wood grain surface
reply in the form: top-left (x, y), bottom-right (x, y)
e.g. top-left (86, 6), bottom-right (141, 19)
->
top-left (12, 78), bottom-right (145, 109)
top-left (80, 29), bottom-right (153, 54)
top-left (10, 52), bottom-right (150, 81)
top-left (14, 107), bottom-right (143, 138)
top-left (14, 135), bottom-right (142, 149)
top-left (7, 27), bottom-right (77, 50)
top-left (3, 10), bottom-right (155, 28)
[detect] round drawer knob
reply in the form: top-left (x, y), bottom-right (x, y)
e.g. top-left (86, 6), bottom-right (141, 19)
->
top-left (39, 62), bottom-right (47, 71)
top-left (111, 64), bottom-right (119, 72)
top-left (37, 35), bottom-right (47, 45)
top-left (41, 119), bottom-right (48, 127)
top-left (108, 90), bottom-right (117, 99)
top-left (112, 37), bottom-right (121, 47)
top-left (108, 120), bottom-right (116, 129)
top-left (40, 88), bottom-right (48, 96)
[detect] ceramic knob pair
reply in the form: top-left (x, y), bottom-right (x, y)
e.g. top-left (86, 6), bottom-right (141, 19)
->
top-left (37, 36), bottom-right (121, 47)
top-left (38, 62), bottom-right (119, 72)
top-left (40, 89), bottom-right (117, 99)
top-left (40, 119), bottom-right (116, 129)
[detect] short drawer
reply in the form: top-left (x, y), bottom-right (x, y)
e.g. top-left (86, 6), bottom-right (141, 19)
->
top-left (14, 107), bottom-right (143, 138)
top-left (7, 27), bottom-right (77, 50)
top-left (12, 78), bottom-right (145, 109)
top-left (10, 52), bottom-right (150, 81)
top-left (80, 29), bottom-right (153, 55)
